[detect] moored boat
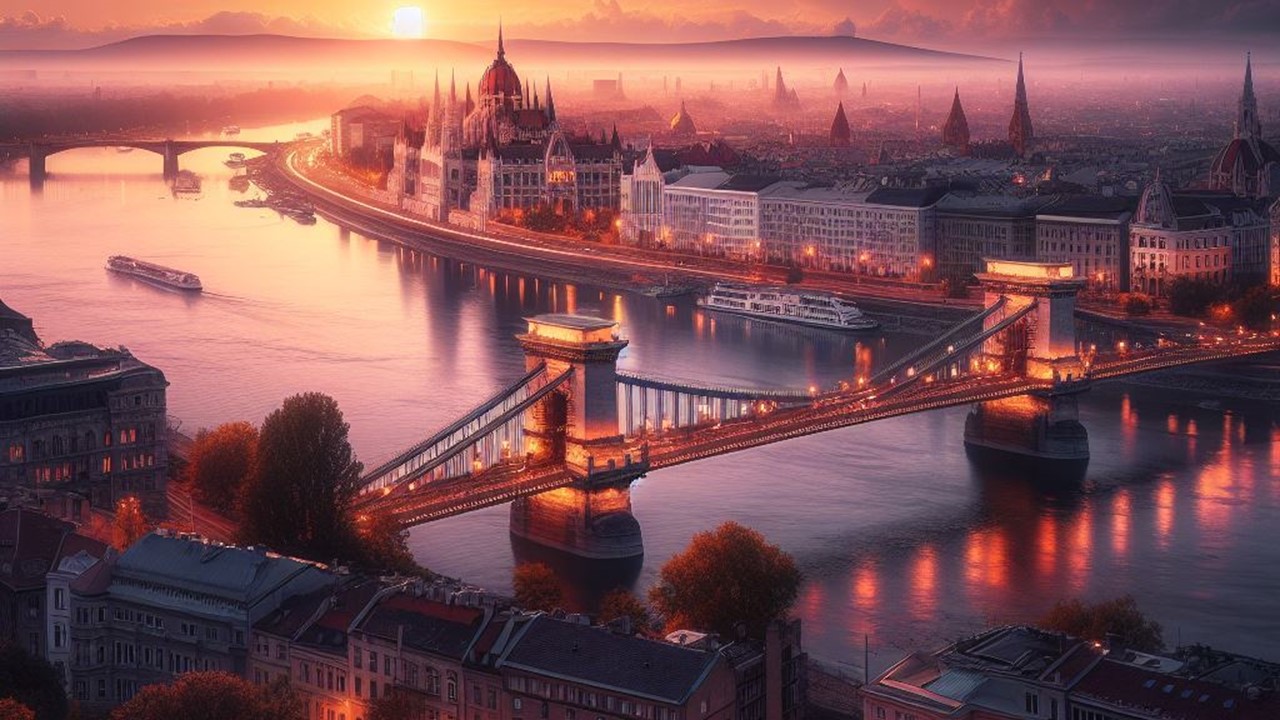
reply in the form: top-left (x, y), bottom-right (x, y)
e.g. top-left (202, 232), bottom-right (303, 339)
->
top-left (224, 152), bottom-right (247, 169)
top-left (106, 256), bottom-right (202, 292)
top-left (697, 283), bottom-right (878, 331)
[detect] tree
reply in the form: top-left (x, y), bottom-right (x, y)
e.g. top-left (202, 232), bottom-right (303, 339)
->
top-left (0, 644), bottom-right (68, 720)
top-left (240, 392), bottom-right (363, 562)
top-left (111, 671), bottom-right (302, 720)
top-left (649, 521), bottom-right (801, 639)
top-left (355, 509), bottom-right (428, 576)
top-left (513, 562), bottom-right (563, 611)
top-left (1038, 595), bottom-right (1164, 653)
top-left (1121, 292), bottom-right (1152, 316)
top-left (113, 496), bottom-right (150, 550)
top-left (0, 698), bottom-right (34, 720)
top-left (1231, 284), bottom-right (1277, 330)
top-left (598, 588), bottom-right (652, 633)
top-left (187, 421), bottom-right (258, 515)
top-left (1167, 277), bottom-right (1223, 317)
top-left (368, 689), bottom-right (426, 720)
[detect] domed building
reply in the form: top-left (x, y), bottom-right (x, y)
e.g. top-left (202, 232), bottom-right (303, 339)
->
top-left (389, 24), bottom-right (623, 224)
top-left (669, 101), bottom-right (697, 136)
top-left (1208, 54), bottom-right (1280, 198)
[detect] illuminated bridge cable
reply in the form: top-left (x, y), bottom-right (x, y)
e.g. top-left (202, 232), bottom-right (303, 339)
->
top-left (356, 367), bottom-right (575, 499)
top-left (876, 300), bottom-right (1039, 401)
top-left (614, 371), bottom-right (815, 403)
top-left (360, 362), bottom-right (549, 492)
top-left (869, 296), bottom-right (1009, 387)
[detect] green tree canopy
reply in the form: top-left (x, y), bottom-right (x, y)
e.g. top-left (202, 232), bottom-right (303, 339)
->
top-left (110, 672), bottom-right (302, 720)
top-left (240, 392), bottom-right (363, 562)
top-left (649, 521), bottom-right (801, 639)
top-left (1039, 595), bottom-right (1164, 653)
top-left (187, 421), bottom-right (258, 515)
top-left (0, 644), bottom-right (67, 720)
top-left (513, 562), bottom-right (564, 612)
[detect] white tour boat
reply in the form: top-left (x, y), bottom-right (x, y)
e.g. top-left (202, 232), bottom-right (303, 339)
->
top-left (106, 256), bottom-right (203, 292)
top-left (697, 283), bottom-right (878, 331)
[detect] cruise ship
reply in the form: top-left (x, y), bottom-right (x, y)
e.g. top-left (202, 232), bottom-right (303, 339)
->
top-left (698, 283), bottom-right (878, 331)
top-left (106, 256), bottom-right (202, 292)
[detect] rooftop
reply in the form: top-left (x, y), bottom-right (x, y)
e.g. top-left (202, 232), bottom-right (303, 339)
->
top-left (526, 314), bottom-right (616, 331)
top-left (357, 592), bottom-right (486, 659)
top-left (502, 615), bottom-right (723, 704)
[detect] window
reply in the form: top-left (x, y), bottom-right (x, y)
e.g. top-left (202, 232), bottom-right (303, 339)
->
top-left (384, 656), bottom-right (392, 676)
top-left (354, 648), bottom-right (363, 669)
top-left (53, 623), bottom-right (66, 649)
top-left (54, 588), bottom-right (66, 610)
top-left (370, 680), bottom-right (378, 700)
top-left (355, 677), bottom-right (362, 697)
top-left (1025, 693), bottom-right (1040, 715)
top-left (513, 699), bottom-right (523, 711)
top-left (447, 679), bottom-right (457, 702)
top-left (875, 709), bottom-right (885, 720)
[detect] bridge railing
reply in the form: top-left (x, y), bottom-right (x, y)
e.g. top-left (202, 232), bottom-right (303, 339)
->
top-left (869, 296), bottom-right (1009, 387)
top-left (617, 372), bottom-right (815, 438)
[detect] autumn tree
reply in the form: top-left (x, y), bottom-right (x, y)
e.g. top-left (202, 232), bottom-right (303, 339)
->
top-left (355, 509), bottom-right (427, 576)
top-left (113, 496), bottom-right (150, 550)
top-left (368, 688), bottom-right (427, 720)
top-left (0, 644), bottom-right (67, 720)
top-left (0, 698), bottom-right (34, 720)
top-left (1039, 595), bottom-right (1164, 653)
top-left (187, 421), bottom-right (258, 515)
top-left (598, 588), bottom-right (652, 633)
top-left (513, 562), bottom-right (563, 611)
top-left (110, 671), bottom-right (302, 720)
top-left (649, 521), bottom-right (801, 639)
top-left (240, 392), bottom-right (363, 562)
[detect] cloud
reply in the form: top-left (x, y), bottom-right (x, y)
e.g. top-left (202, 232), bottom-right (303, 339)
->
top-left (861, 1), bottom-right (954, 42)
top-left (508, 1), bottom-right (825, 43)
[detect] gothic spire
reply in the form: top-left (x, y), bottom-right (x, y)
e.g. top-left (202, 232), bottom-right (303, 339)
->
top-left (545, 77), bottom-right (556, 122)
top-left (1008, 52), bottom-right (1034, 157)
top-left (830, 102), bottom-right (850, 147)
top-left (497, 20), bottom-right (505, 59)
top-left (942, 87), bottom-right (971, 155)
top-left (1237, 51), bottom-right (1261, 140)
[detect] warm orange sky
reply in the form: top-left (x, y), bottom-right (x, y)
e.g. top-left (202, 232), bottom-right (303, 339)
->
top-left (3, 0), bottom-right (1279, 50)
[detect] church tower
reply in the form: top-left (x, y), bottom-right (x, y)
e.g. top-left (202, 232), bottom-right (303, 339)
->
top-left (1008, 53), bottom-right (1034, 157)
top-left (829, 102), bottom-right (851, 147)
top-left (1237, 52), bottom-right (1262, 141)
top-left (942, 88), bottom-right (971, 155)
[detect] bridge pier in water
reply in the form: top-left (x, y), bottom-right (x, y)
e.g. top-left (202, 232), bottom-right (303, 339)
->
top-left (967, 260), bottom-right (1091, 476)
top-left (514, 315), bottom-right (648, 560)
top-left (161, 142), bottom-right (180, 180)
top-left (28, 145), bottom-right (46, 188)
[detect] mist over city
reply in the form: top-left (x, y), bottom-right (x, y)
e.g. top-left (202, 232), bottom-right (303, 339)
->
top-left (2, 2), bottom-right (1280, 720)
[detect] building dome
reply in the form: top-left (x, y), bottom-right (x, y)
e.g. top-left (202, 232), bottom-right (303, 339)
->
top-left (1134, 173), bottom-right (1176, 229)
top-left (478, 26), bottom-right (522, 103)
top-left (670, 101), bottom-right (697, 135)
top-left (1208, 136), bottom-right (1280, 196)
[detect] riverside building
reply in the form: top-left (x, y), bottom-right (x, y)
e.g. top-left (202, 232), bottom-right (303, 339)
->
top-left (1, 299), bottom-right (169, 519)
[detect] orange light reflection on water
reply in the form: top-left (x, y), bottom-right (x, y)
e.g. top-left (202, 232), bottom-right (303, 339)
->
top-left (1111, 489), bottom-right (1131, 559)
top-left (852, 560), bottom-right (879, 613)
top-left (910, 546), bottom-right (938, 621)
top-left (1065, 505), bottom-right (1093, 593)
top-left (1036, 513), bottom-right (1058, 578)
top-left (1156, 478), bottom-right (1175, 548)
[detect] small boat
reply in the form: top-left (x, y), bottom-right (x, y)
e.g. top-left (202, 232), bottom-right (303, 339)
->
top-left (171, 170), bottom-right (201, 194)
top-left (234, 197), bottom-right (270, 208)
top-left (224, 152), bottom-right (247, 169)
top-left (116, 147), bottom-right (135, 153)
top-left (106, 256), bottom-right (202, 292)
top-left (287, 210), bottom-right (317, 225)
top-left (697, 283), bottom-right (879, 331)
top-left (221, 125), bottom-right (241, 135)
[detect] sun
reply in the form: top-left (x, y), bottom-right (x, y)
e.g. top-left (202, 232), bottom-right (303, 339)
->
top-left (392, 6), bottom-right (426, 38)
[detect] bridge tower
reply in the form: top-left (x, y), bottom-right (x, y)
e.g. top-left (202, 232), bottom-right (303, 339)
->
top-left (511, 314), bottom-right (648, 560)
top-left (966, 260), bottom-right (1090, 476)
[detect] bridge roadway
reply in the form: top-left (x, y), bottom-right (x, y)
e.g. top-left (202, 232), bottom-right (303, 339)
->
top-left (362, 336), bottom-right (1280, 527)
top-left (0, 138), bottom-right (281, 156)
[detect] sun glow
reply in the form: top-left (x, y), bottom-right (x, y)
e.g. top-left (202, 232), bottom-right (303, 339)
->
top-left (392, 6), bottom-right (426, 38)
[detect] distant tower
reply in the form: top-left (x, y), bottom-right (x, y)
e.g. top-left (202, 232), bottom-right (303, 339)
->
top-left (942, 88), bottom-right (971, 155)
top-left (1237, 51), bottom-right (1262, 140)
top-left (775, 66), bottom-right (787, 103)
top-left (1208, 52), bottom-right (1280, 198)
top-left (915, 84), bottom-right (921, 136)
top-left (1008, 53), bottom-right (1035, 157)
top-left (862, 81), bottom-right (867, 98)
top-left (830, 102), bottom-right (851, 147)
top-left (670, 100), bottom-right (697, 136)
top-left (834, 68), bottom-right (849, 97)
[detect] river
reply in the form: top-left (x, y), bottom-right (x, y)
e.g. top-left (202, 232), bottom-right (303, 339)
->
top-left (3, 120), bottom-right (1278, 674)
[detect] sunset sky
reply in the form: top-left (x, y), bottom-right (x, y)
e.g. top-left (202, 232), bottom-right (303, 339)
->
top-left (2, 0), bottom-right (1279, 50)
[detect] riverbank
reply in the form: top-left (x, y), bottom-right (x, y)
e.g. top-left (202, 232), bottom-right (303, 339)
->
top-left (259, 149), bottom-right (978, 332)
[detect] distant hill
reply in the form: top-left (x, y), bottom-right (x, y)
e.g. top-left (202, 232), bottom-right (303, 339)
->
top-left (0, 33), bottom-right (1006, 74)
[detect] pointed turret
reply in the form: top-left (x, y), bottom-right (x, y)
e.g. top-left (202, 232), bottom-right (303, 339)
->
top-left (449, 69), bottom-right (457, 104)
top-left (1008, 52), bottom-right (1034, 157)
top-left (464, 84), bottom-right (474, 116)
top-left (497, 20), bottom-right (506, 59)
top-left (774, 66), bottom-right (788, 105)
top-left (610, 123), bottom-right (621, 150)
top-left (834, 68), bottom-right (849, 96)
top-left (829, 102), bottom-right (851, 147)
top-left (1237, 51), bottom-right (1262, 140)
top-left (545, 77), bottom-right (556, 122)
top-left (427, 69), bottom-right (442, 145)
top-left (942, 87), bottom-right (971, 155)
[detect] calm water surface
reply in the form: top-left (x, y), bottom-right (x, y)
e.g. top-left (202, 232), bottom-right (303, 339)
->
top-left (3, 121), bottom-right (1278, 674)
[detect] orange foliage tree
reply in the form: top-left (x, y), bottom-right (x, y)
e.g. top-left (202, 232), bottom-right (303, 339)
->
top-left (513, 562), bottom-right (563, 611)
top-left (113, 496), bottom-right (150, 550)
top-left (649, 521), bottom-right (800, 639)
top-left (0, 698), bottom-right (34, 720)
top-left (187, 421), bottom-right (258, 515)
top-left (110, 671), bottom-right (302, 720)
